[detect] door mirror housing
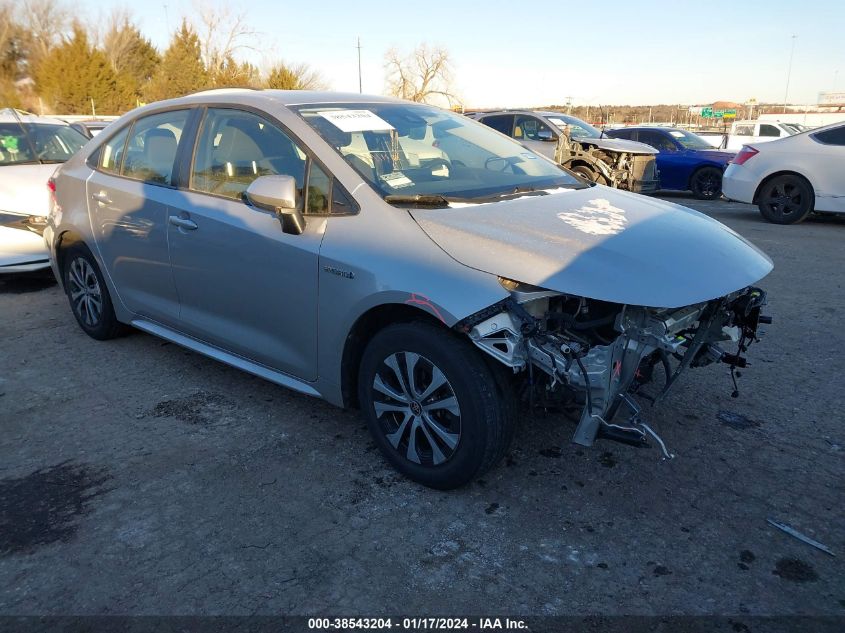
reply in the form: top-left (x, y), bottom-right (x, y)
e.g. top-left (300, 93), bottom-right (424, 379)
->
top-left (537, 128), bottom-right (556, 142)
top-left (245, 175), bottom-right (305, 235)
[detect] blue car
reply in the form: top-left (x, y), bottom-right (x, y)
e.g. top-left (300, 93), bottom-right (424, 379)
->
top-left (605, 127), bottom-right (735, 199)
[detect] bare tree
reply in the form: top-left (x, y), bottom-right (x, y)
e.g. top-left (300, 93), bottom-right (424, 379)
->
top-left (384, 44), bottom-right (456, 105)
top-left (191, 0), bottom-right (256, 80)
top-left (21, 0), bottom-right (69, 68)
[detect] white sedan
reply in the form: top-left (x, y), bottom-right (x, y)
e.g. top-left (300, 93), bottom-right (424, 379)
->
top-left (0, 110), bottom-right (87, 272)
top-left (722, 121), bottom-right (845, 224)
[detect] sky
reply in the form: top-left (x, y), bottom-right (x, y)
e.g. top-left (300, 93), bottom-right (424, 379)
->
top-left (77, 0), bottom-right (845, 108)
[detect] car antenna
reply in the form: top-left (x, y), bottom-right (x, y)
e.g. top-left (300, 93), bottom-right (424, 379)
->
top-left (598, 104), bottom-right (606, 138)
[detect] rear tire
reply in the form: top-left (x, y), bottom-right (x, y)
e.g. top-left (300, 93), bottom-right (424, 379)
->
top-left (757, 174), bottom-right (813, 224)
top-left (62, 243), bottom-right (126, 340)
top-left (690, 166), bottom-right (723, 200)
top-left (358, 322), bottom-right (516, 489)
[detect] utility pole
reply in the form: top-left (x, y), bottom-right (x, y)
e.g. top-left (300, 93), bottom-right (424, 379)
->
top-left (565, 96), bottom-right (572, 114)
top-left (783, 34), bottom-right (797, 114)
top-left (356, 37), bottom-right (363, 93)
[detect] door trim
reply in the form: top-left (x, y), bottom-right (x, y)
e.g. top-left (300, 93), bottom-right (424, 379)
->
top-left (130, 317), bottom-right (322, 398)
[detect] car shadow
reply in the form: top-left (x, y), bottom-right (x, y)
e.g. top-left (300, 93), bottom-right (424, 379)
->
top-left (0, 272), bottom-right (57, 294)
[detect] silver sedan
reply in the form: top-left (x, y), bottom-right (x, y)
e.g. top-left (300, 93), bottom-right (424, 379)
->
top-left (46, 90), bottom-right (772, 489)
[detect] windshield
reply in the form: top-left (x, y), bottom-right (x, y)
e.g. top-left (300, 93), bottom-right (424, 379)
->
top-left (293, 103), bottom-right (583, 202)
top-left (665, 128), bottom-right (714, 150)
top-left (0, 122), bottom-right (87, 166)
top-left (544, 114), bottom-right (602, 139)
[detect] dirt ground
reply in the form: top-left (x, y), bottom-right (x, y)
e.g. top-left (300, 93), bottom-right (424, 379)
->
top-left (0, 195), bottom-right (843, 617)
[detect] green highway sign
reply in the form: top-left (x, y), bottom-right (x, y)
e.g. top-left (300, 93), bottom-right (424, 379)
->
top-left (700, 107), bottom-right (737, 119)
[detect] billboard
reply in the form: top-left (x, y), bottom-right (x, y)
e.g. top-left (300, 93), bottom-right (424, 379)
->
top-left (818, 92), bottom-right (845, 107)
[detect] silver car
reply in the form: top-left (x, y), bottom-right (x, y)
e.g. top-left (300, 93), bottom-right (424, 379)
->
top-left (46, 90), bottom-right (773, 489)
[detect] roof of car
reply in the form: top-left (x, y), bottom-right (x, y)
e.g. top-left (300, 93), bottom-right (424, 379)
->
top-left (0, 109), bottom-right (68, 126)
top-left (178, 88), bottom-right (405, 107)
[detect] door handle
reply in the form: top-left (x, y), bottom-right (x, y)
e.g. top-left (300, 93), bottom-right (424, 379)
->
top-left (169, 215), bottom-right (198, 230)
top-left (91, 191), bottom-right (111, 204)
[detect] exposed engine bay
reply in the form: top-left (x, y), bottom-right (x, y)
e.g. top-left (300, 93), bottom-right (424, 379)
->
top-left (456, 279), bottom-right (770, 458)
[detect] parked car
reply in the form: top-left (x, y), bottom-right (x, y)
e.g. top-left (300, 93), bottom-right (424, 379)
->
top-left (722, 121), bottom-right (845, 224)
top-left (705, 120), bottom-right (803, 151)
top-left (605, 126), bottom-right (735, 199)
top-left (0, 109), bottom-right (87, 273)
top-left (47, 90), bottom-right (772, 489)
top-left (68, 119), bottom-right (114, 139)
top-left (469, 110), bottom-right (660, 193)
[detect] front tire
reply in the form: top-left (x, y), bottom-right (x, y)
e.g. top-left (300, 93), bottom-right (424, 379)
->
top-left (62, 243), bottom-right (126, 340)
top-left (690, 166), bottom-right (723, 200)
top-left (358, 323), bottom-right (515, 489)
top-left (757, 174), bottom-right (813, 224)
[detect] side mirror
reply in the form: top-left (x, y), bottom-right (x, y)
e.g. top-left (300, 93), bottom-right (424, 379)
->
top-left (245, 175), bottom-right (305, 235)
top-left (537, 129), bottom-right (556, 142)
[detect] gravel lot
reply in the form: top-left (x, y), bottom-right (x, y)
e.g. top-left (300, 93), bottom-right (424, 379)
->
top-left (0, 195), bottom-right (843, 617)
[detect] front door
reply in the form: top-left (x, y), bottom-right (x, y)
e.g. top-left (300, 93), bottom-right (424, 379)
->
top-left (86, 109), bottom-right (191, 324)
top-left (167, 107), bottom-right (324, 380)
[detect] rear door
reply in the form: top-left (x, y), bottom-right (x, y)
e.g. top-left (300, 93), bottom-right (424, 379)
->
top-left (86, 109), bottom-right (192, 323)
top-left (166, 107), bottom-right (327, 380)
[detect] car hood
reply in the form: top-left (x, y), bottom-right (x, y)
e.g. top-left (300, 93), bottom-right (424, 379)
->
top-left (575, 136), bottom-right (658, 155)
top-left (0, 163), bottom-right (58, 216)
top-left (410, 187), bottom-right (772, 308)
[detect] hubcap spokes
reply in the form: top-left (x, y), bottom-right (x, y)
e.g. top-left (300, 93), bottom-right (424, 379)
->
top-left (765, 183), bottom-right (802, 216)
top-left (68, 258), bottom-right (102, 326)
top-left (373, 352), bottom-right (461, 466)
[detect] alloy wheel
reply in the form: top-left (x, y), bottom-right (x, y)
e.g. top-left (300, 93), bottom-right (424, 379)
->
top-left (761, 181), bottom-right (803, 218)
top-left (694, 169), bottom-right (721, 198)
top-left (371, 351), bottom-right (462, 466)
top-left (67, 257), bottom-right (103, 327)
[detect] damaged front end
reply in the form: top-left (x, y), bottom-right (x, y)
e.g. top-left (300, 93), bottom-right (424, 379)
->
top-left (456, 279), bottom-right (771, 458)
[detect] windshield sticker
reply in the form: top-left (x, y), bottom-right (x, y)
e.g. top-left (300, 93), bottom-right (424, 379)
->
top-left (557, 198), bottom-right (628, 236)
top-left (549, 118), bottom-right (568, 128)
top-left (669, 131), bottom-right (686, 138)
top-left (319, 110), bottom-right (395, 133)
top-left (380, 171), bottom-right (414, 189)
top-left (520, 152), bottom-right (538, 160)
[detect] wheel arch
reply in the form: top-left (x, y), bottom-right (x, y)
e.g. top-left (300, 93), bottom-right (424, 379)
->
top-left (340, 303), bottom-right (450, 408)
top-left (54, 229), bottom-right (88, 282)
top-left (752, 170), bottom-right (815, 206)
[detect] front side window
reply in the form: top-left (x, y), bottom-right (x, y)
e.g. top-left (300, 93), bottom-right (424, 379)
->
top-left (637, 131), bottom-right (677, 152)
top-left (122, 110), bottom-right (189, 185)
top-left (191, 108), bottom-right (306, 201)
top-left (759, 124), bottom-right (781, 137)
top-left (295, 103), bottom-right (582, 202)
top-left (514, 115), bottom-right (554, 141)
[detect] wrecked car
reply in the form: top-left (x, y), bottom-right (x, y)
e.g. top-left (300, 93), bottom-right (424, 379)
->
top-left (46, 91), bottom-right (772, 489)
top-left (470, 110), bottom-right (660, 193)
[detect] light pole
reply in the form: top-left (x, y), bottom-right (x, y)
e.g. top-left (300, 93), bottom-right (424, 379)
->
top-left (783, 34), bottom-right (797, 113)
top-left (356, 37), bottom-right (363, 93)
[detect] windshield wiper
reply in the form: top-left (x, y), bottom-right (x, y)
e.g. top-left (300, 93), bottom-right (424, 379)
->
top-left (384, 194), bottom-right (453, 207)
